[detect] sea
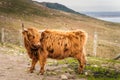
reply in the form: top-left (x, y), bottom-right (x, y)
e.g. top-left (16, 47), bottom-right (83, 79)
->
top-left (81, 12), bottom-right (120, 23)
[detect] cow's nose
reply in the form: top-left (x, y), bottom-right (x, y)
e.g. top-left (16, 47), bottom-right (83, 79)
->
top-left (33, 42), bottom-right (40, 48)
top-left (37, 42), bottom-right (40, 46)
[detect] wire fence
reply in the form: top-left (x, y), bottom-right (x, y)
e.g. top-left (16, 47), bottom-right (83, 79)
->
top-left (0, 28), bottom-right (23, 46)
top-left (0, 28), bottom-right (120, 58)
top-left (0, 28), bottom-right (100, 57)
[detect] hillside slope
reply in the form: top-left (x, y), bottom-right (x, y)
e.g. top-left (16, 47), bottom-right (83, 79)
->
top-left (0, 0), bottom-right (120, 58)
top-left (0, 0), bottom-right (49, 16)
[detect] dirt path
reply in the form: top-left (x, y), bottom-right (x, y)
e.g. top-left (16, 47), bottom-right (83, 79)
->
top-left (0, 46), bottom-right (86, 80)
top-left (0, 52), bottom-right (44, 80)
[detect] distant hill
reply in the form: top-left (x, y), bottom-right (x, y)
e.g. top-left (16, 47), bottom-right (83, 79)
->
top-left (35, 2), bottom-right (81, 15)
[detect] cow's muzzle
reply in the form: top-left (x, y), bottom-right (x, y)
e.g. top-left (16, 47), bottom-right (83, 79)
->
top-left (31, 43), bottom-right (41, 49)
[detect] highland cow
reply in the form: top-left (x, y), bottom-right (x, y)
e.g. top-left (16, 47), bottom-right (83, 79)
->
top-left (22, 26), bottom-right (41, 73)
top-left (22, 26), bottom-right (87, 75)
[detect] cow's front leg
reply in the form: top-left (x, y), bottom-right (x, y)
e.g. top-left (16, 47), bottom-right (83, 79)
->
top-left (39, 54), bottom-right (47, 75)
top-left (29, 57), bottom-right (38, 73)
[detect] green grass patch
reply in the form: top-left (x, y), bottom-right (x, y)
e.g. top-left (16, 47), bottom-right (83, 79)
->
top-left (57, 58), bottom-right (78, 65)
top-left (0, 42), bottom-right (25, 54)
top-left (56, 57), bottom-right (120, 80)
top-left (85, 66), bottom-right (120, 79)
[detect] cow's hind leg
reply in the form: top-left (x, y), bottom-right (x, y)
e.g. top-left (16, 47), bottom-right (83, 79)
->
top-left (75, 52), bottom-right (86, 74)
top-left (39, 53), bottom-right (47, 75)
top-left (29, 57), bottom-right (38, 73)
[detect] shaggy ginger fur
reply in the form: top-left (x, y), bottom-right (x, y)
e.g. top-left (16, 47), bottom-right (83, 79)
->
top-left (22, 27), bottom-right (87, 75)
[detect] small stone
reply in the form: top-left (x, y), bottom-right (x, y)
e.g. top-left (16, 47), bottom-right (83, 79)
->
top-left (93, 65), bottom-right (98, 67)
top-left (51, 72), bottom-right (57, 75)
top-left (61, 75), bottom-right (68, 80)
top-left (68, 68), bottom-right (74, 72)
top-left (65, 73), bottom-right (75, 79)
top-left (85, 72), bottom-right (88, 75)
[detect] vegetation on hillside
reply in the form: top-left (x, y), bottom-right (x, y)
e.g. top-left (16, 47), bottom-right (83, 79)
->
top-left (36, 2), bottom-right (81, 15)
top-left (0, 0), bottom-right (49, 16)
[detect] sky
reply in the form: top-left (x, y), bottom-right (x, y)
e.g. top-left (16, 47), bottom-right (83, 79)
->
top-left (33, 0), bottom-right (120, 12)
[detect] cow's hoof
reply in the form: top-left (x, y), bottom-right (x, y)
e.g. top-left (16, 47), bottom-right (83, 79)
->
top-left (78, 69), bottom-right (84, 74)
top-left (27, 69), bottom-right (34, 73)
top-left (40, 72), bottom-right (44, 75)
top-left (39, 70), bottom-right (44, 75)
top-left (78, 71), bottom-right (83, 74)
top-left (78, 70), bottom-right (84, 74)
top-left (26, 69), bottom-right (34, 73)
top-left (29, 70), bottom-right (34, 73)
top-left (28, 67), bottom-right (35, 73)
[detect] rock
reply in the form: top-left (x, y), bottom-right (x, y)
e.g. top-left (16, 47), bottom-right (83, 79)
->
top-left (61, 75), bottom-right (68, 80)
top-left (68, 68), bottom-right (74, 72)
top-left (93, 65), bottom-right (98, 67)
top-left (84, 72), bottom-right (88, 75)
top-left (84, 70), bottom-right (93, 76)
top-left (51, 72), bottom-right (57, 75)
top-left (65, 73), bottom-right (75, 79)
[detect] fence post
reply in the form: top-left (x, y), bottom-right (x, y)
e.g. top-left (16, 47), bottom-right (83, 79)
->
top-left (1, 28), bottom-right (5, 44)
top-left (19, 29), bottom-right (23, 47)
top-left (93, 31), bottom-right (98, 57)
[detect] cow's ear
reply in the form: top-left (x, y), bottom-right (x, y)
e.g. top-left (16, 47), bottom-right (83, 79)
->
top-left (22, 29), bottom-right (28, 35)
top-left (40, 31), bottom-right (45, 42)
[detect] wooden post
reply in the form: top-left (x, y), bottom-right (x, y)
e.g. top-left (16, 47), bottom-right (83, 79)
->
top-left (93, 31), bottom-right (98, 57)
top-left (19, 30), bottom-right (23, 47)
top-left (1, 28), bottom-right (5, 44)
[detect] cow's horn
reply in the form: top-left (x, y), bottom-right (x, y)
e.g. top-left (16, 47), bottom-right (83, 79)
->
top-left (22, 23), bottom-right (24, 31)
top-left (39, 30), bottom-right (45, 33)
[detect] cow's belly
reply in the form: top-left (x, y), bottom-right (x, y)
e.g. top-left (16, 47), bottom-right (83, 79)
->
top-left (48, 51), bottom-right (70, 59)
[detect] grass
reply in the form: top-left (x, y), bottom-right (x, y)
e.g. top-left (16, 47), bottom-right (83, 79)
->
top-left (0, 42), bottom-right (26, 55)
top-left (54, 57), bottom-right (120, 80)
top-left (0, 42), bottom-right (120, 80)
top-left (97, 40), bottom-right (120, 58)
top-left (85, 65), bottom-right (120, 80)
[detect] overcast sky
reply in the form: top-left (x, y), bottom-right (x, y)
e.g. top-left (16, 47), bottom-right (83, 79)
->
top-left (33, 0), bottom-right (120, 12)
